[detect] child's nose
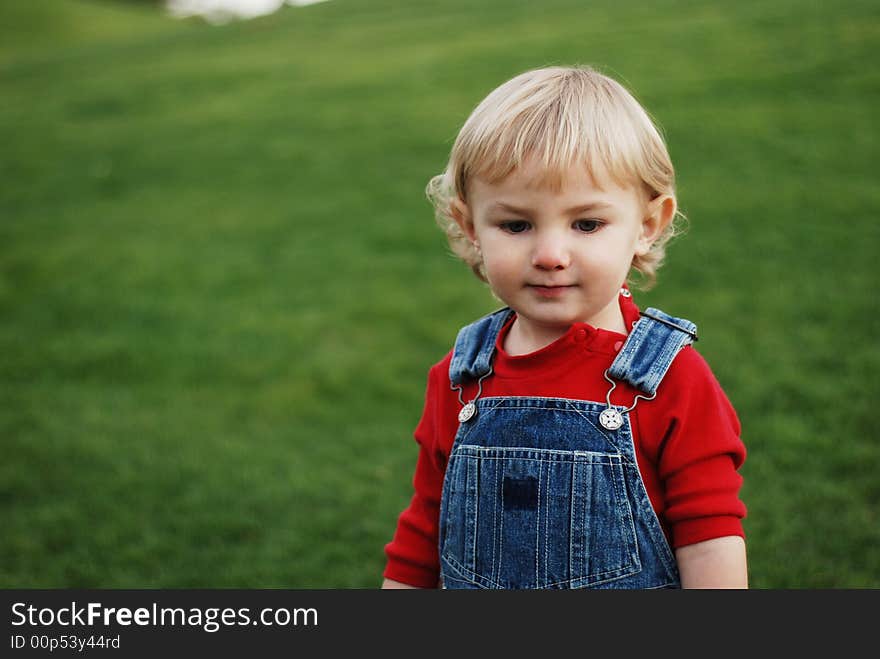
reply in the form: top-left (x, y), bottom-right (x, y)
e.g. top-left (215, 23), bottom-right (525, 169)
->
top-left (532, 234), bottom-right (571, 270)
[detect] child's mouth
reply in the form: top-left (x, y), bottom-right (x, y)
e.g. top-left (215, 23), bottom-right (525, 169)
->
top-left (528, 284), bottom-right (576, 298)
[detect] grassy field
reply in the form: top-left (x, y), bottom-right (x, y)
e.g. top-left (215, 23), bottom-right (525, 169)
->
top-left (1, 0), bottom-right (878, 588)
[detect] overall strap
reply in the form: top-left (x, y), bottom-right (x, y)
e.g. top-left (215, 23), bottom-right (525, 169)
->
top-left (449, 308), bottom-right (515, 386)
top-left (607, 307), bottom-right (698, 396)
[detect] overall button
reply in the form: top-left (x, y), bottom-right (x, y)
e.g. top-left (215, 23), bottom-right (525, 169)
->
top-left (574, 328), bottom-right (588, 342)
top-left (600, 408), bottom-right (624, 430)
top-left (458, 402), bottom-right (477, 423)
top-left (613, 340), bottom-right (623, 352)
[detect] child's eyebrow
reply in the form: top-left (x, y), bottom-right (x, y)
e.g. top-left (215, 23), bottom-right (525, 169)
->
top-left (490, 201), bottom-right (613, 215)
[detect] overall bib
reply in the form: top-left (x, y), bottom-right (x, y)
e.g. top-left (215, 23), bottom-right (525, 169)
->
top-left (438, 305), bottom-right (698, 589)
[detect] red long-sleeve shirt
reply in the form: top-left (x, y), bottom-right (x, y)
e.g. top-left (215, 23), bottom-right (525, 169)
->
top-left (384, 295), bottom-right (747, 588)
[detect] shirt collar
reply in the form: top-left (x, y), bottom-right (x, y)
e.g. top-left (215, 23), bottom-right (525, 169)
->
top-left (491, 288), bottom-right (641, 378)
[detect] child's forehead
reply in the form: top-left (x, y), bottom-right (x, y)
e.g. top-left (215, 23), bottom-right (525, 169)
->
top-left (472, 156), bottom-right (637, 197)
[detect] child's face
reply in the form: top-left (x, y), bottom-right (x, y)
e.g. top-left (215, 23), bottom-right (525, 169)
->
top-left (453, 156), bottom-right (673, 345)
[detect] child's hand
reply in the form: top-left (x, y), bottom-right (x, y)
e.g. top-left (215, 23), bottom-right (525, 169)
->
top-left (381, 578), bottom-right (424, 589)
top-left (675, 536), bottom-right (748, 588)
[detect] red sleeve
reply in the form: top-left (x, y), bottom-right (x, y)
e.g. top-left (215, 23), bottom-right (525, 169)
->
top-left (654, 347), bottom-right (748, 548)
top-left (382, 359), bottom-right (450, 588)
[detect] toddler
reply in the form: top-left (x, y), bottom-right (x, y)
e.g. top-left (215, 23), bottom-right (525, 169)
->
top-left (382, 65), bottom-right (747, 589)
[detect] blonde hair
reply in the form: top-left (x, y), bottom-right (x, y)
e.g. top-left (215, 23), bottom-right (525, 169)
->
top-left (426, 65), bottom-right (684, 289)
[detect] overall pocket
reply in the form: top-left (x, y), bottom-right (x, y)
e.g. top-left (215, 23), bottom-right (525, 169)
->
top-left (440, 445), bottom-right (641, 589)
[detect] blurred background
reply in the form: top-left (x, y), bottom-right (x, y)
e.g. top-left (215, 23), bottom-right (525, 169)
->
top-left (1, 0), bottom-right (877, 588)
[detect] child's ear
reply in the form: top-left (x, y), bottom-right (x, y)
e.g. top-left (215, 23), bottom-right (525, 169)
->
top-left (450, 197), bottom-right (477, 242)
top-left (636, 194), bottom-right (676, 256)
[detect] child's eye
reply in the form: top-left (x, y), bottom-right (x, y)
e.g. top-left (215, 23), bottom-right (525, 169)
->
top-left (574, 219), bottom-right (602, 233)
top-left (500, 220), bottom-right (530, 234)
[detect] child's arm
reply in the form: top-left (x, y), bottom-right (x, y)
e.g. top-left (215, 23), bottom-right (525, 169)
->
top-left (381, 578), bottom-right (425, 589)
top-left (675, 535), bottom-right (748, 588)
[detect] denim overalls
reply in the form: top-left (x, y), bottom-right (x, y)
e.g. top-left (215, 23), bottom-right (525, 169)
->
top-left (437, 304), bottom-right (698, 589)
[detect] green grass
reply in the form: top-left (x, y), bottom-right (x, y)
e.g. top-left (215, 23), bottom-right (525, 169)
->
top-left (2, 0), bottom-right (878, 588)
